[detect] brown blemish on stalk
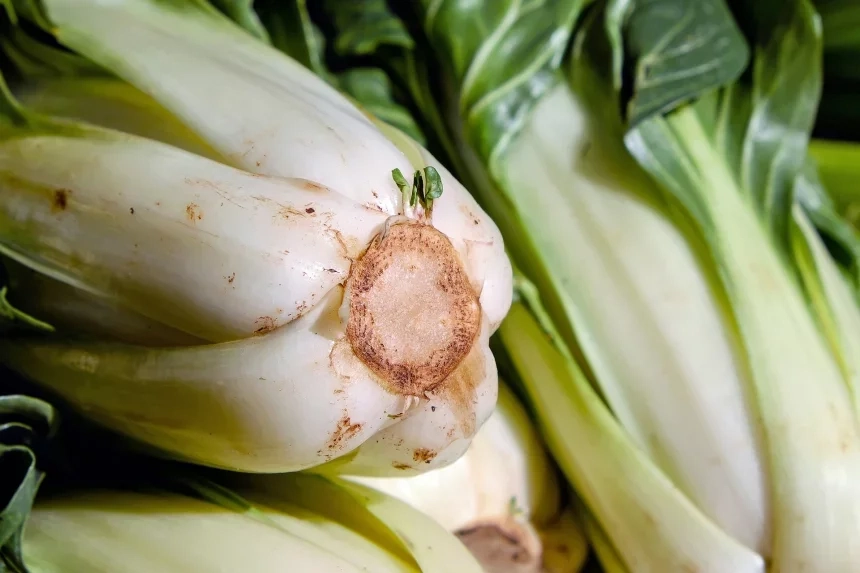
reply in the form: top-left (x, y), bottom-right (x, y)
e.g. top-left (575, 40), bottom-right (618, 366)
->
top-left (226, 273), bottom-right (236, 284)
top-left (392, 462), bottom-right (412, 470)
top-left (412, 448), bottom-right (436, 464)
top-left (254, 316), bottom-right (277, 335)
top-left (345, 220), bottom-right (481, 398)
top-left (325, 413), bottom-right (363, 453)
top-left (305, 207), bottom-right (316, 214)
top-left (433, 336), bottom-right (487, 437)
top-left (460, 204), bottom-right (482, 226)
top-left (456, 523), bottom-right (540, 573)
top-left (328, 229), bottom-right (353, 259)
top-left (52, 189), bottom-right (70, 211)
top-left (186, 203), bottom-right (202, 222)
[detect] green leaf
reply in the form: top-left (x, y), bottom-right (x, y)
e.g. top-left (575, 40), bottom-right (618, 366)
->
top-left (337, 68), bottom-right (425, 142)
top-left (423, 0), bottom-right (590, 169)
top-left (410, 169), bottom-right (420, 207)
top-left (423, 166), bottom-right (443, 201)
top-left (611, 0), bottom-right (750, 124)
top-left (795, 153), bottom-right (860, 288)
top-left (0, 288), bottom-right (54, 333)
top-left (321, 0), bottom-right (413, 56)
top-left (623, 0), bottom-right (820, 253)
top-left (245, 0), bottom-right (331, 80)
top-left (0, 73), bottom-right (28, 129)
top-left (391, 167), bottom-right (410, 192)
top-left (0, 394), bottom-right (57, 572)
top-left (817, 0), bottom-right (860, 52)
top-left (391, 167), bottom-right (412, 208)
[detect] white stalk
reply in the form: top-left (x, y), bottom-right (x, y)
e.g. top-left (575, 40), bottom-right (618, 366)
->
top-left (21, 473), bottom-right (485, 572)
top-left (37, 0), bottom-right (512, 330)
top-left (0, 130), bottom-right (384, 343)
top-left (0, 286), bottom-right (404, 472)
top-left (5, 259), bottom-right (205, 347)
top-left (0, 0), bottom-right (511, 474)
top-left (662, 108), bottom-right (860, 571)
top-left (499, 82), bottom-right (769, 552)
top-left (25, 490), bottom-right (408, 573)
top-left (501, 296), bottom-right (764, 572)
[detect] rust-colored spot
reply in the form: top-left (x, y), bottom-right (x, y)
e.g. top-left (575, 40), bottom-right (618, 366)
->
top-left (459, 204), bottom-right (483, 227)
top-left (324, 268), bottom-right (339, 274)
top-left (392, 462), bottom-right (412, 470)
top-left (371, 191), bottom-right (379, 199)
top-left (226, 272), bottom-right (236, 284)
top-left (129, 207), bottom-right (135, 215)
top-left (52, 189), bottom-right (70, 211)
top-left (345, 220), bottom-right (481, 397)
top-left (412, 448), bottom-right (437, 464)
top-left (186, 203), bottom-right (203, 222)
top-left (326, 413), bottom-right (363, 452)
top-left (254, 316), bottom-right (277, 335)
top-left (305, 207), bottom-right (316, 214)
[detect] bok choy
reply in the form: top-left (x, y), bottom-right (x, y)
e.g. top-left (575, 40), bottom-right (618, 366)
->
top-left (0, 0), bottom-right (512, 475)
top-left (284, 0), bottom-right (860, 570)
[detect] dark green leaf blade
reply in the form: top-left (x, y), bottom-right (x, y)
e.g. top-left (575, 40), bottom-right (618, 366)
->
top-left (423, 0), bottom-right (589, 169)
top-left (337, 68), bottom-right (425, 142)
top-left (321, 0), bottom-right (413, 56)
top-left (423, 166), bottom-right (443, 200)
top-left (0, 394), bottom-right (57, 572)
top-left (617, 0), bottom-right (750, 124)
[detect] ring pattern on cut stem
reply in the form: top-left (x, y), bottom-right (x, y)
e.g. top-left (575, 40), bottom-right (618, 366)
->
top-left (345, 219), bottom-right (481, 397)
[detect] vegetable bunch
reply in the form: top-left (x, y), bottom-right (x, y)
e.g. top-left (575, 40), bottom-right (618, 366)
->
top-left (4, 0), bottom-right (860, 572)
top-left (273, 0), bottom-right (860, 571)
